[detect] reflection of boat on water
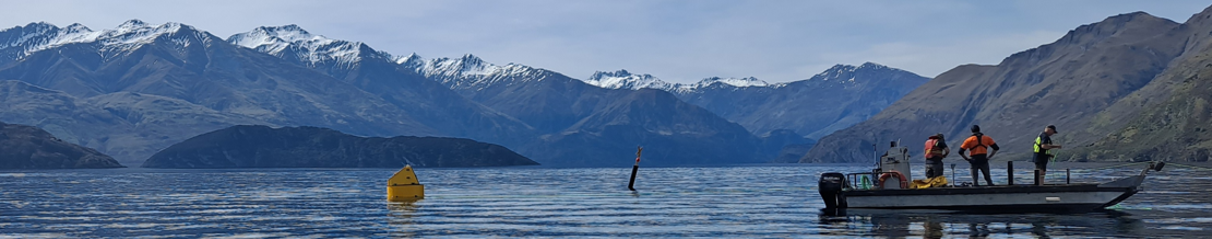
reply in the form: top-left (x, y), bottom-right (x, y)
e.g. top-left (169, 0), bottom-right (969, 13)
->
top-left (818, 142), bottom-right (1165, 212)
top-left (819, 208), bottom-right (1145, 238)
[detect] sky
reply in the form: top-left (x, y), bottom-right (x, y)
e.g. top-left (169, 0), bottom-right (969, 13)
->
top-left (2, 1), bottom-right (1210, 83)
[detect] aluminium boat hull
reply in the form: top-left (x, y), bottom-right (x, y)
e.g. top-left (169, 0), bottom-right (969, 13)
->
top-left (835, 175), bottom-right (1144, 213)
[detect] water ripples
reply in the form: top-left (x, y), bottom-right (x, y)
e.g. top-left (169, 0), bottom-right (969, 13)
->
top-left (1, 166), bottom-right (1209, 238)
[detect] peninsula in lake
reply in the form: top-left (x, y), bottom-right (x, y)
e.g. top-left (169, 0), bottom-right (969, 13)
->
top-left (0, 121), bottom-right (122, 169)
top-left (141, 125), bottom-right (538, 168)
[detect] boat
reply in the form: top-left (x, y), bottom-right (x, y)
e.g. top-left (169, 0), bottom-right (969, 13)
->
top-left (817, 142), bottom-right (1165, 213)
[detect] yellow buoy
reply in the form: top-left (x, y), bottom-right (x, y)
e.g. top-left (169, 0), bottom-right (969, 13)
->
top-left (387, 165), bottom-right (424, 202)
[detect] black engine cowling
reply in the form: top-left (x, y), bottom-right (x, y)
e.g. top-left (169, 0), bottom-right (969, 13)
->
top-left (819, 172), bottom-right (848, 208)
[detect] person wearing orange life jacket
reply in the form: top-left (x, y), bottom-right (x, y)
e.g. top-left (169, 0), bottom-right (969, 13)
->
top-left (923, 133), bottom-right (950, 178)
top-left (959, 125), bottom-right (999, 186)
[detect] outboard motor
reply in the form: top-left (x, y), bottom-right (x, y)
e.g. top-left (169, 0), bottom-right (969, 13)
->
top-left (819, 172), bottom-right (849, 208)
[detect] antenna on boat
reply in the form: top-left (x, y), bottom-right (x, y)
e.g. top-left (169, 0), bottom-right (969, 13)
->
top-left (872, 141), bottom-right (879, 170)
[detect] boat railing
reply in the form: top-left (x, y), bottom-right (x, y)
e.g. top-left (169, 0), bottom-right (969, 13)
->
top-left (845, 161), bottom-right (1081, 190)
top-left (1007, 161), bottom-right (1070, 186)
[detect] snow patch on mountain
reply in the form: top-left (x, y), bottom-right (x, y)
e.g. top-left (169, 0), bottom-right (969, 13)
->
top-left (0, 20), bottom-right (211, 59)
top-left (407, 54), bottom-right (540, 78)
top-left (400, 54), bottom-right (549, 89)
top-left (421, 54), bottom-right (503, 76)
top-left (695, 77), bottom-right (772, 88)
top-left (582, 62), bottom-right (904, 94)
top-left (395, 53), bottom-right (423, 67)
top-left (228, 24), bottom-right (388, 67)
top-left (583, 70), bottom-right (675, 90)
top-left (812, 63), bottom-right (889, 82)
top-left (582, 69), bottom-right (781, 93)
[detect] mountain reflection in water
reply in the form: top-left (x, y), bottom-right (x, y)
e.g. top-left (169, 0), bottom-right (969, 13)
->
top-left (1, 164), bottom-right (1209, 238)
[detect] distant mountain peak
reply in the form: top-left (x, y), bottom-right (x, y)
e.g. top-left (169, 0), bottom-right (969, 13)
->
top-left (257, 24), bottom-right (310, 35)
top-left (228, 24), bottom-right (387, 67)
top-left (1109, 11), bottom-right (1156, 21)
top-left (581, 62), bottom-right (921, 94)
top-left (395, 52), bottom-right (423, 66)
top-left (858, 62), bottom-right (888, 69)
top-left (808, 62), bottom-right (904, 83)
top-left (420, 54), bottom-right (502, 77)
top-left (404, 53), bottom-right (556, 90)
top-left (583, 69), bottom-right (672, 90)
top-left (581, 69), bottom-right (778, 93)
top-left (1050, 10), bottom-right (1176, 48)
top-left (18, 22), bottom-right (57, 32)
top-left (63, 23), bottom-right (91, 33)
top-left (229, 24), bottom-right (329, 50)
top-left (1092, 11), bottom-right (1169, 30)
top-left (100, 21), bottom-right (195, 45)
top-left (0, 20), bottom-right (215, 60)
top-left (458, 53), bottom-right (485, 66)
top-left (696, 76), bottom-right (769, 87)
top-left (117, 19), bottom-right (148, 29)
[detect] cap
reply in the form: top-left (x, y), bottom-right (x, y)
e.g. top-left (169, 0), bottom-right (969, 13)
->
top-left (971, 125), bottom-right (981, 133)
top-left (1047, 125), bottom-right (1058, 133)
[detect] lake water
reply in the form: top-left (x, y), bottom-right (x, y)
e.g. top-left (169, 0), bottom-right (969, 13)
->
top-left (2, 164), bottom-right (1210, 238)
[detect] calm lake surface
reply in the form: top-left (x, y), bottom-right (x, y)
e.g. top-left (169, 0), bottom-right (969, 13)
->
top-left (2, 164), bottom-right (1210, 238)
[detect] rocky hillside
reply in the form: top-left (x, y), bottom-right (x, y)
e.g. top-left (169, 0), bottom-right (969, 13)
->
top-left (1069, 6), bottom-right (1212, 162)
top-left (142, 125), bottom-right (537, 168)
top-left (803, 11), bottom-right (1186, 163)
top-left (0, 121), bottom-right (122, 169)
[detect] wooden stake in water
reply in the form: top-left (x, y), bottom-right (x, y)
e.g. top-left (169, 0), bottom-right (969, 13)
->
top-left (628, 146), bottom-right (643, 191)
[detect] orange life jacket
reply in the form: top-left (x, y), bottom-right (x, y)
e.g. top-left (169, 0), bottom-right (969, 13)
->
top-left (924, 138), bottom-right (945, 158)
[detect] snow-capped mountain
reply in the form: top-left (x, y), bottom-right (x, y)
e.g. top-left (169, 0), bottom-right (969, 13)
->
top-left (583, 70), bottom-right (778, 93)
top-left (585, 63), bottom-right (899, 95)
top-left (401, 53), bottom-right (552, 91)
top-left (227, 25), bottom-right (538, 151)
top-left (0, 22), bottom-right (94, 62)
top-left (227, 24), bottom-right (392, 72)
top-left (0, 20), bottom-right (452, 165)
top-left (397, 53), bottom-right (771, 167)
top-left (809, 62), bottom-right (893, 84)
top-left (691, 76), bottom-right (776, 88)
top-left (583, 62), bottom-right (930, 142)
top-left (0, 20), bottom-right (928, 168)
top-left (0, 20), bottom-right (215, 64)
top-left (583, 70), bottom-right (675, 91)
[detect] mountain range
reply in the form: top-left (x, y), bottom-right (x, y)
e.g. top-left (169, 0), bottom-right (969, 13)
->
top-left (585, 63), bottom-right (930, 139)
top-left (0, 20), bottom-right (926, 167)
top-left (804, 6), bottom-right (1212, 163)
top-left (7, 5), bottom-right (1210, 167)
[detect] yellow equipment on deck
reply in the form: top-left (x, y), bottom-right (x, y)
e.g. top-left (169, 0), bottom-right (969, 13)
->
top-left (387, 165), bottom-right (424, 202)
top-left (911, 176), bottom-right (949, 189)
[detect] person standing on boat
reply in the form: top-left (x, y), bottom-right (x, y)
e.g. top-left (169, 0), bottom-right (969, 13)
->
top-left (923, 133), bottom-right (950, 178)
top-left (959, 125), bottom-right (999, 186)
top-left (1033, 125), bottom-right (1063, 185)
